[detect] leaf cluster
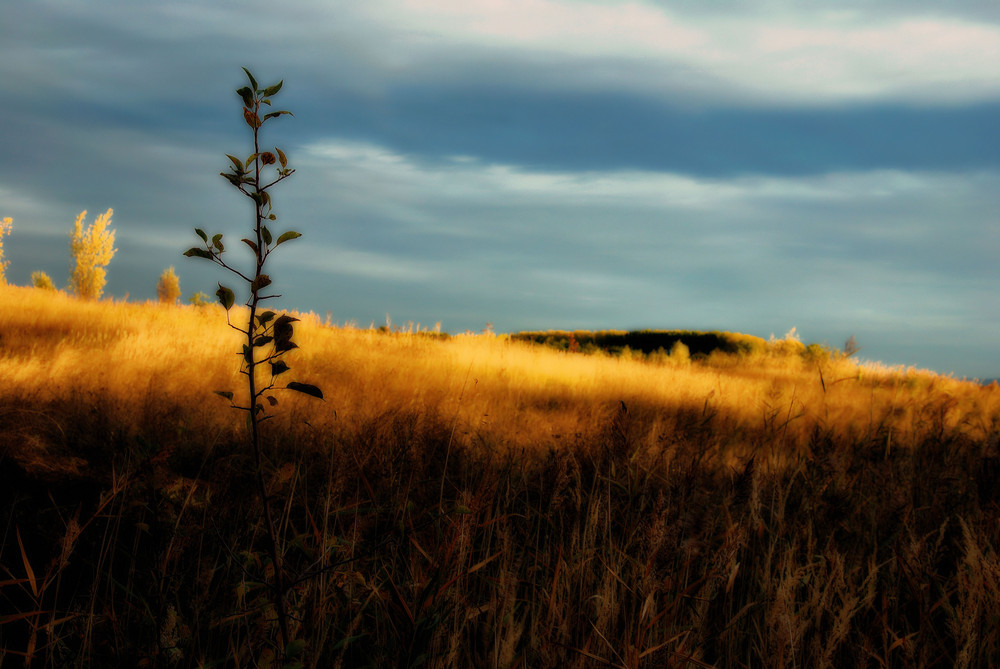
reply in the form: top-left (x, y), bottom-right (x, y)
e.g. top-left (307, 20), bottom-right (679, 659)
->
top-left (183, 67), bottom-right (320, 412)
top-left (183, 226), bottom-right (299, 298)
top-left (223, 68), bottom-right (295, 196)
top-left (213, 310), bottom-right (322, 414)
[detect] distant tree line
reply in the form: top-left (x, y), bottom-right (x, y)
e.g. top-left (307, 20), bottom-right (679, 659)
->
top-left (511, 329), bottom-right (770, 357)
top-left (1, 209), bottom-right (197, 305)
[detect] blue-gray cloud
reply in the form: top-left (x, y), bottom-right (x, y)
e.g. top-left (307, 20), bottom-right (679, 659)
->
top-left (1, 0), bottom-right (999, 379)
top-left (307, 85), bottom-right (1000, 176)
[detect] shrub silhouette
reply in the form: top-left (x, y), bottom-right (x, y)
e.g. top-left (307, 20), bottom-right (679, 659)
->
top-left (31, 271), bottom-right (56, 291)
top-left (670, 339), bottom-right (691, 365)
top-left (156, 266), bottom-right (181, 304)
top-left (0, 216), bottom-right (11, 285)
top-left (188, 291), bottom-right (211, 307)
top-left (69, 208), bottom-right (116, 300)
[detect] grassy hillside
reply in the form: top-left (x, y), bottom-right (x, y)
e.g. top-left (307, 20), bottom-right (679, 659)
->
top-left (2, 284), bottom-right (999, 667)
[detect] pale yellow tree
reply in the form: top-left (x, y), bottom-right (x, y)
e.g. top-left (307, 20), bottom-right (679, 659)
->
top-left (0, 217), bottom-right (12, 285)
top-left (69, 209), bottom-right (117, 300)
top-left (156, 266), bottom-right (181, 304)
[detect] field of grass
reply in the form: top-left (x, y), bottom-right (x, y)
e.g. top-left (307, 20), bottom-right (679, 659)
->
top-left (2, 283), bottom-right (999, 667)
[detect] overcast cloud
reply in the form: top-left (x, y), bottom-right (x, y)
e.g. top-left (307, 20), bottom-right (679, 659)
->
top-left (1, 0), bottom-right (998, 378)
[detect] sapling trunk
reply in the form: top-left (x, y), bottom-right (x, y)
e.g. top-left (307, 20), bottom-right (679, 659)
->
top-left (184, 67), bottom-right (323, 655)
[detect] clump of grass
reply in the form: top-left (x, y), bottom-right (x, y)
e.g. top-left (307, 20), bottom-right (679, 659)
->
top-left (2, 285), bottom-right (1000, 666)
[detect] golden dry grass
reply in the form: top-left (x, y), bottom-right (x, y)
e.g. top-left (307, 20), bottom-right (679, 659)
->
top-left (2, 284), bottom-right (1000, 667)
top-left (2, 284), bottom-right (995, 468)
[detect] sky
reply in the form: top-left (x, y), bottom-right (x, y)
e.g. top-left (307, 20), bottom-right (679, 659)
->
top-left (1, 0), bottom-right (998, 379)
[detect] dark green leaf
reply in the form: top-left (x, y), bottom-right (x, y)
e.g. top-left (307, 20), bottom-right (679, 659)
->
top-left (195, 228), bottom-right (208, 242)
top-left (236, 86), bottom-right (254, 109)
top-left (214, 390), bottom-right (234, 401)
top-left (274, 314), bottom-right (299, 336)
top-left (241, 67), bottom-right (258, 91)
top-left (216, 284), bottom-right (235, 310)
top-left (262, 110), bottom-right (293, 121)
top-left (257, 310), bottom-right (276, 325)
top-left (225, 154), bottom-right (244, 172)
top-left (275, 231), bottom-right (301, 246)
top-left (287, 382), bottom-right (324, 400)
top-left (184, 247), bottom-right (213, 260)
top-left (266, 395), bottom-right (278, 406)
top-left (274, 340), bottom-right (299, 354)
top-left (241, 238), bottom-right (259, 254)
top-left (270, 360), bottom-right (290, 376)
top-left (285, 638), bottom-right (306, 659)
top-left (332, 633), bottom-right (365, 652)
top-left (221, 172), bottom-right (241, 187)
top-left (251, 274), bottom-right (272, 292)
top-left (261, 226), bottom-right (272, 246)
top-left (212, 234), bottom-right (224, 252)
top-left (242, 344), bottom-right (253, 364)
top-left (262, 80), bottom-right (283, 97)
top-left (253, 335), bottom-right (273, 347)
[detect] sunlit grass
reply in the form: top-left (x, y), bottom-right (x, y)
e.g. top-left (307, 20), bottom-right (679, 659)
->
top-left (3, 284), bottom-right (993, 463)
top-left (2, 284), bottom-right (999, 667)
